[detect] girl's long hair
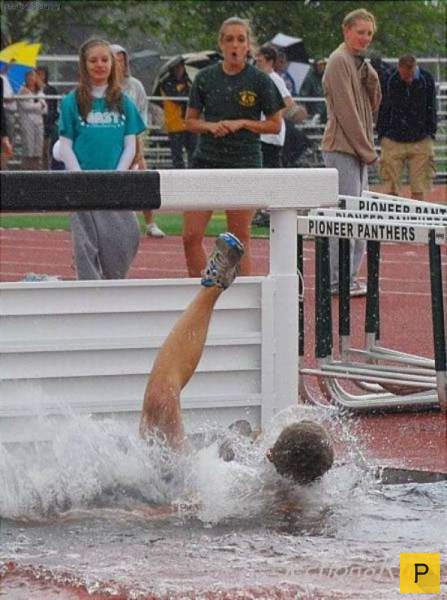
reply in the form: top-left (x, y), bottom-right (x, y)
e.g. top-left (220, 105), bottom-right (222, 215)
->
top-left (76, 38), bottom-right (123, 121)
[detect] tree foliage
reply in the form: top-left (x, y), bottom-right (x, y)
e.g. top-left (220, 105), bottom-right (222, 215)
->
top-left (1, 0), bottom-right (445, 58)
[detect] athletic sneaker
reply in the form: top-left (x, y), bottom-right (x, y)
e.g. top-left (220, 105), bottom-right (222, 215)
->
top-left (201, 232), bottom-right (244, 289)
top-left (349, 280), bottom-right (367, 297)
top-left (146, 223), bottom-right (165, 238)
top-left (330, 280), bottom-right (367, 297)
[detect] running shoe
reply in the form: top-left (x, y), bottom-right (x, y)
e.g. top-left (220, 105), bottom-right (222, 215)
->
top-left (349, 280), bottom-right (367, 297)
top-left (201, 232), bottom-right (244, 289)
top-left (146, 222), bottom-right (165, 238)
top-left (331, 280), bottom-right (367, 297)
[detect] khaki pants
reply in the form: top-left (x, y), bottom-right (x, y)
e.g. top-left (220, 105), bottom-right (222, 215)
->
top-left (380, 137), bottom-right (436, 195)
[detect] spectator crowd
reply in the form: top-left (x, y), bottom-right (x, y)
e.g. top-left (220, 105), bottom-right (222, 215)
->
top-left (0, 8), bottom-right (439, 284)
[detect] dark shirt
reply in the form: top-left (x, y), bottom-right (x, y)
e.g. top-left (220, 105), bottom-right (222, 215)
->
top-left (0, 77), bottom-right (6, 138)
top-left (188, 62), bottom-right (285, 167)
top-left (377, 67), bottom-right (437, 142)
top-left (280, 70), bottom-right (297, 97)
top-left (160, 72), bottom-right (192, 119)
top-left (299, 68), bottom-right (326, 122)
top-left (43, 83), bottom-right (59, 138)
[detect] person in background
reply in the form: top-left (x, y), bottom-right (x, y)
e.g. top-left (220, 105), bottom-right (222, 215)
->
top-left (160, 58), bottom-right (197, 169)
top-left (0, 64), bottom-right (16, 169)
top-left (184, 16), bottom-right (284, 277)
top-left (369, 51), bottom-right (393, 94)
top-left (299, 58), bottom-right (327, 124)
top-left (58, 38), bottom-right (146, 280)
top-left (321, 8), bottom-right (381, 297)
top-left (377, 54), bottom-right (437, 200)
top-left (1, 76), bottom-right (13, 165)
top-left (18, 69), bottom-right (47, 170)
top-left (0, 77), bottom-right (13, 171)
top-left (35, 66), bottom-right (59, 170)
top-left (274, 50), bottom-right (297, 97)
top-left (255, 44), bottom-right (295, 168)
top-left (140, 231), bottom-right (334, 487)
top-left (111, 44), bottom-right (165, 238)
top-left (252, 44), bottom-right (295, 227)
top-left (369, 52), bottom-right (394, 142)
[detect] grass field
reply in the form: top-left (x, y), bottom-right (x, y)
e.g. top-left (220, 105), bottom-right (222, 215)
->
top-left (0, 212), bottom-right (269, 238)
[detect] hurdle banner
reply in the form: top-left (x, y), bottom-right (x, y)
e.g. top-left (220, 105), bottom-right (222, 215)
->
top-left (298, 215), bottom-right (447, 244)
top-left (310, 208), bottom-right (447, 223)
top-left (0, 168), bottom-right (338, 443)
top-left (363, 190), bottom-right (447, 210)
top-left (341, 193), bottom-right (447, 215)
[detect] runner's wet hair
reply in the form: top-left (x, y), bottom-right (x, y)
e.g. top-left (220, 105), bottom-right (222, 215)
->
top-left (269, 421), bottom-right (334, 484)
top-left (77, 38), bottom-right (123, 122)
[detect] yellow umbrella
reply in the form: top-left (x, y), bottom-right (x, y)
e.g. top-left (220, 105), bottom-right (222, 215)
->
top-left (0, 40), bottom-right (42, 67)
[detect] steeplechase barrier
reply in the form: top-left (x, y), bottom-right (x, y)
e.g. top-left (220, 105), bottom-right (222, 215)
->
top-left (298, 191), bottom-right (446, 411)
top-left (0, 168), bottom-right (337, 443)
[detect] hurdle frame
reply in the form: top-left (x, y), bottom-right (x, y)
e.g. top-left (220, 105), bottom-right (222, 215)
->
top-left (297, 198), bottom-right (447, 411)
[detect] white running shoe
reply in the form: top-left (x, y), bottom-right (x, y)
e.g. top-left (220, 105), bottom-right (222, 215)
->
top-left (146, 223), bottom-right (165, 238)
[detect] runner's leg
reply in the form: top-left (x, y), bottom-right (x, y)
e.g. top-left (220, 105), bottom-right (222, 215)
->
top-left (140, 286), bottom-right (223, 448)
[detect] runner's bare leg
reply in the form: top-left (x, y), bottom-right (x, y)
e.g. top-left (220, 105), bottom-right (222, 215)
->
top-left (140, 286), bottom-right (223, 449)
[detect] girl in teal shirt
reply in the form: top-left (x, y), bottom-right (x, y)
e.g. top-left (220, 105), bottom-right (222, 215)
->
top-left (58, 38), bottom-right (146, 279)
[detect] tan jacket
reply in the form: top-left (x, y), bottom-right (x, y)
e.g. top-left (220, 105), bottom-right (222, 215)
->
top-left (322, 43), bottom-right (381, 165)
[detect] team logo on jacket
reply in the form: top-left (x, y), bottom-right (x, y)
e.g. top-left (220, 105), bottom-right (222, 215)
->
top-left (239, 90), bottom-right (257, 107)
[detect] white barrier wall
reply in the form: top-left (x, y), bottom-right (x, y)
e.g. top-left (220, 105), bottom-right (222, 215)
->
top-left (0, 278), bottom-right (272, 443)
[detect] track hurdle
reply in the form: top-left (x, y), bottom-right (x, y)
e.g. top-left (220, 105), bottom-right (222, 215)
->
top-left (341, 194), bottom-right (447, 368)
top-left (0, 168), bottom-right (337, 443)
top-left (297, 205), bottom-right (446, 411)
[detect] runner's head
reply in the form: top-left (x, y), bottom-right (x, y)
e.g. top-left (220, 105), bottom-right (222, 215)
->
top-left (267, 420), bottom-right (334, 484)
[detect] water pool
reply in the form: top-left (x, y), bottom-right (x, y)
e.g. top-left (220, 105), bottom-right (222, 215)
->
top-left (1, 407), bottom-right (446, 599)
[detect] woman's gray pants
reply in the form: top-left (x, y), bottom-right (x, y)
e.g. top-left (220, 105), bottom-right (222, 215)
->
top-left (70, 210), bottom-right (140, 280)
top-left (323, 151), bottom-right (368, 286)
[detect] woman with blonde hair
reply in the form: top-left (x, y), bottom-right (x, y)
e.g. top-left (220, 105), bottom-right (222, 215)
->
top-left (184, 16), bottom-right (284, 276)
top-left (58, 38), bottom-right (146, 279)
top-left (18, 69), bottom-right (47, 170)
top-left (322, 8), bottom-right (381, 295)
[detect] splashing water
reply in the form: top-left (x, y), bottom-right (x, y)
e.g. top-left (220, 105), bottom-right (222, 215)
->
top-left (1, 406), bottom-right (446, 599)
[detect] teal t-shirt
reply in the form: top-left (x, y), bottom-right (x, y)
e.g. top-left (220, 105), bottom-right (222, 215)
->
top-left (188, 63), bottom-right (285, 167)
top-left (59, 90), bottom-right (146, 170)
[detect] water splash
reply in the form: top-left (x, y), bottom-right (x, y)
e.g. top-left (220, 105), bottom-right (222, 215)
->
top-left (0, 404), bottom-right (346, 524)
top-left (1, 407), bottom-right (446, 599)
top-left (0, 413), bottom-right (179, 521)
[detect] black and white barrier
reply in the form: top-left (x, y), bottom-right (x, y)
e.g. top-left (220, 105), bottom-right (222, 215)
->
top-left (0, 168), bottom-right (338, 442)
top-left (1, 168), bottom-right (337, 213)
